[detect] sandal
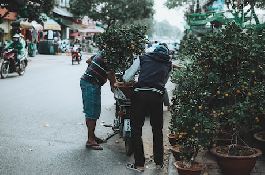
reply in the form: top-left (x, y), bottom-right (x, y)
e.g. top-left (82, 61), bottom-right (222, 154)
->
top-left (86, 144), bottom-right (103, 150)
top-left (95, 137), bottom-right (106, 144)
top-left (156, 163), bottom-right (164, 169)
top-left (126, 163), bottom-right (144, 172)
top-left (87, 137), bottom-right (106, 144)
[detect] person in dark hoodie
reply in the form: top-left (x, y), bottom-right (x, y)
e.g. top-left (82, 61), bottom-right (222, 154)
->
top-left (125, 44), bottom-right (172, 172)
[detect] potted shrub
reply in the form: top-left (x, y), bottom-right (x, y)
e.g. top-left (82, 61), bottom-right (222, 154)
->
top-left (96, 24), bottom-right (147, 76)
top-left (96, 24), bottom-right (148, 98)
top-left (170, 21), bottom-right (264, 175)
top-left (170, 37), bottom-right (211, 174)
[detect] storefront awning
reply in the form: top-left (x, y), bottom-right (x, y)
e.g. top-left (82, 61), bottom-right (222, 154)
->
top-left (53, 7), bottom-right (73, 17)
top-left (43, 17), bottom-right (61, 30)
top-left (78, 26), bottom-right (104, 34)
top-left (11, 18), bottom-right (43, 30)
top-left (60, 19), bottom-right (87, 30)
top-left (69, 32), bottom-right (79, 36)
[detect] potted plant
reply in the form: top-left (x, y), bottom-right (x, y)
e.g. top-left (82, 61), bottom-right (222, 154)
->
top-left (97, 24), bottom-right (147, 76)
top-left (169, 37), bottom-right (211, 174)
top-left (96, 24), bottom-right (147, 98)
top-left (170, 22), bottom-right (264, 175)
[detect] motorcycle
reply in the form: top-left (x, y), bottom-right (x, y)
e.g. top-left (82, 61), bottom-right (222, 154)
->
top-left (112, 74), bottom-right (134, 156)
top-left (71, 46), bottom-right (82, 65)
top-left (1, 48), bottom-right (28, 79)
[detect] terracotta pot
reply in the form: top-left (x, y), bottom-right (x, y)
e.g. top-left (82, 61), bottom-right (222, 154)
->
top-left (167, 133), bottom-right (177, 146)
top-left (174, 161), bottom-right (205, 175)
top-left (170, 145), bottom-right (195, 161)
top-left (170, 145), bottom-right (182, 161)
top-left (210, 145), bottom-right (262, 175)
top-left (253, 131), bottom-right (265, 154)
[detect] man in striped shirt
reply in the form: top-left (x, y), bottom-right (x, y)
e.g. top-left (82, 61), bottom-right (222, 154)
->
top-left (80, 52), bottom-right (115, 150)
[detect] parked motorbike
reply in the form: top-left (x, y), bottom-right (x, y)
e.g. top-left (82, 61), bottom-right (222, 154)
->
top-left (113, 96), bottom-right (133, 156)
top-left (1, 48), bottom-right (28, 79)
top-left (71, 47), bottom-right (81, 65)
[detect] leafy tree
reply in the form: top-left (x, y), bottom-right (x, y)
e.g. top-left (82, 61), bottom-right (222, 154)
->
top-left (134, 18), bottom-right (155, 37)
top-left (165, 0), bottom-right (264, 32)
top-left (69, 0), bottom-right (154, 30)
top-left (0, 0), bottom-right (54, 24)
top-left (165, 0), bottom-right (265, 10)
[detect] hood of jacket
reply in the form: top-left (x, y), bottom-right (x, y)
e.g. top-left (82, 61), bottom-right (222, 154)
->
top-left (145, 51), bottom-right (171, 63)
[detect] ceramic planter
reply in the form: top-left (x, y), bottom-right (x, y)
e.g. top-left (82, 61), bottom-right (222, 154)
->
top-left (253, 131), bottom-right (265, 155)
top-left (174, 161), bottom-right (205, 175)
top-left (170, 145), bottom-right (195, 161)
top-left (210, 145), bottom-right (262, 175)
top-left (167, 133), bottom-right (177, 146)
top-left (170, 145), bottom-right (182, 161)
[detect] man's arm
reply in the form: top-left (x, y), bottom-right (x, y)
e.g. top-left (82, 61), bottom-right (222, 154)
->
top-left (122, 56), bottom-right (140, 82)
top-left (173, 64), bottom-right (185, 69)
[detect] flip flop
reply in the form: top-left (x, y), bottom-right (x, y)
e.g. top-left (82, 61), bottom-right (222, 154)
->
top-left (156, 164), bottom-right (164, 169)
top-left (87, 136), bottom-right (107, 144)
top-left (126, 163), bottom-right (144, 172)
top-left (95, 137), bottom-right (107, 144)
top-left (86, 144), bottom-right (103, 150)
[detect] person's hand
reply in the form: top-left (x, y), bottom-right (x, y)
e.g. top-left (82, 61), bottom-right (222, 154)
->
top-left (173, 64), bottom-right (186, 69)
top-left (86, 58), bottom-right (92, 64)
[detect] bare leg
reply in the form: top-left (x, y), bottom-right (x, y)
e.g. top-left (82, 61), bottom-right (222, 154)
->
top-left (85, 118), bottom-right (103, 150)
top-left (85, 118), bottom-right (106, 144)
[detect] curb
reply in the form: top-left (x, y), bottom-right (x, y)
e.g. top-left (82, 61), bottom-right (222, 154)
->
top-left (167, 152), bottom-right (177, 175)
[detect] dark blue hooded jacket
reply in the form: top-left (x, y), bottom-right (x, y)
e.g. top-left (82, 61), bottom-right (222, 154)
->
top-left (134, 51), bottom-right (172, 92)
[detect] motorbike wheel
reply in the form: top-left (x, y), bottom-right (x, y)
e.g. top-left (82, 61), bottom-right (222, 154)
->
top-left (125, 136), bottom-right (133, 156)
top-left (18, 61), bottom-right (26, 76)
top-left (72, 56), bottom-right (75, 65)
top-left (1, 62), bottom-right (9, 79)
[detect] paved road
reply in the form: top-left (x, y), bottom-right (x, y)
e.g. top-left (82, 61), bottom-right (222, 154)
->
top-left (0, 53), bottom-right (174, 175)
